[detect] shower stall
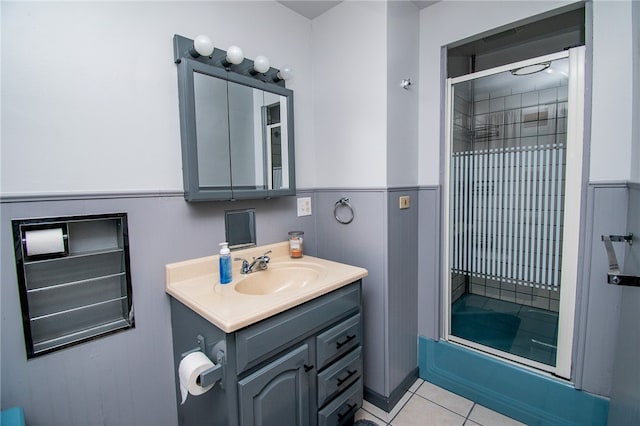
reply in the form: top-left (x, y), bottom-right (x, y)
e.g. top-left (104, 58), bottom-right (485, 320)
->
top-left (443, 47), bottom-right (585, 377)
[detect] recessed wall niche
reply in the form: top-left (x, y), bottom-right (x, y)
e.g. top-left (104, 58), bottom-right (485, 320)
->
top-left (12, 213), bottom-right (134, 358)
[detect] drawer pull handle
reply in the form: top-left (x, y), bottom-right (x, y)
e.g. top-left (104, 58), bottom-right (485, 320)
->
top-left (335, 334), bottom-right (356, 349)
top-left (304, 364), bottom-right (314, 372)
top-left (337, 403), bottom-right (358, 422)
top-left (336, 369), bottom-right (358, 386)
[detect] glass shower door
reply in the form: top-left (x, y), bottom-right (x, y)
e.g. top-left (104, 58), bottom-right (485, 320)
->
top-left (444, 48), bottom-right (585, 377)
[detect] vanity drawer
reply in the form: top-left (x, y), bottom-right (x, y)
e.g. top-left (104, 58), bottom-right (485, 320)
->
top-left (235, 282), bottom-right (361, 374)
top-left (318, 378), bottom-right (362, 426)
top-left (317, 346), bottom-right (362, 408)
top-left (316, 313), bottom-right (361, 370)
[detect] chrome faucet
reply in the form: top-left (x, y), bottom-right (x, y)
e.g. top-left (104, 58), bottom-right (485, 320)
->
top-left (235, 250), bottom-right (272, 274)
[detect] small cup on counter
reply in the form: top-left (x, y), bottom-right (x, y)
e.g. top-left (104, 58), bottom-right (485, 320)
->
top-left (288, 231), bottom-right (304, 258)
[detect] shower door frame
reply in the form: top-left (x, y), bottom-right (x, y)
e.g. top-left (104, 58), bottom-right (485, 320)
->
top-left (442, 47), bottom-right (586, 379)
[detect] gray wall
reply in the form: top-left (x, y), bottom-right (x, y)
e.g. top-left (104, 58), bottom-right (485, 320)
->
top-left (607, 183), bottom-right (640, 423)
top-left (386, 188), bottom-right (419, 393)
top-left (315, 190), bottom-right (387, 394)
top-left (0, 193), bottom-right (314, 425)
top-left (417, 187), bottom-right (441, 341)
top-left (1, 187), bottom-right (421, 423)
top-left (315, 188), bottom-right (419, 400)
top-left (573, 183), bottom-right (628, 396)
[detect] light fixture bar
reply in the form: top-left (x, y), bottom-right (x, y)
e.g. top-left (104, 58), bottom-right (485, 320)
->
top-left (173, 34), bottom-right (290, 86)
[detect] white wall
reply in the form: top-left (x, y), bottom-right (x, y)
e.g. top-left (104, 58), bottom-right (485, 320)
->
top-left (632, 0), bottom-right (640, 184)
top-left (590, 0), bottom-right (635, 182)
top-left (387, 0), bottom-right (420, 187)
top-left (311, 1), bottom-right (388, 188)
top-left (0, 1), bottom-right (312, 195)
top-left (418, 0), bottom-right (582, 186)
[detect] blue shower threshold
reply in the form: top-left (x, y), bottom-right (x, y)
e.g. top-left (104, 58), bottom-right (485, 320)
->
top-left (418, 337), bottom-right (608, 426)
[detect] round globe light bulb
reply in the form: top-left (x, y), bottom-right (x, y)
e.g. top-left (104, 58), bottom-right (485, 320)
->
top-left (193, 34), bottom-right (214, 57)
top-left (277, 65), bottom-right (294, 81)
top-left (253, 55), bottom-right (270, 74)
top-left (226, 45), bottom-right (244, 65)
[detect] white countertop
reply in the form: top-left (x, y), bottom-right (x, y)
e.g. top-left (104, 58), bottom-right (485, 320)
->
top-left (165, 242), bottom-right (368, 333)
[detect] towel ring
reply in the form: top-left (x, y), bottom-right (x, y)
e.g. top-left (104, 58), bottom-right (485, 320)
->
top-left (334, 198), bottom-right (354, 225)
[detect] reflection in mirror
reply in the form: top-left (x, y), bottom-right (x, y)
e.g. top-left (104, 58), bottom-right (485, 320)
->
top-left (228, 81), bottom-right (265, 190)
top-left (194, 71), bottom-right (230, 189)
top-left (264, 92), bottom-right (289, 190)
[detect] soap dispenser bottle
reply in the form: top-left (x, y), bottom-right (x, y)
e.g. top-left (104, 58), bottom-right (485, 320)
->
top-left (219, 242), bottom-right (232, 284)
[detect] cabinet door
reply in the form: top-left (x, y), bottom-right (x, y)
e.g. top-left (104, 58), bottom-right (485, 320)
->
top-left (238, 344), bottom-right (311, 426)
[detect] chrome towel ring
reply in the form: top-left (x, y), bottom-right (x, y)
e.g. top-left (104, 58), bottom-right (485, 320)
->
top-left (334, 198), bottom-right (354, 224)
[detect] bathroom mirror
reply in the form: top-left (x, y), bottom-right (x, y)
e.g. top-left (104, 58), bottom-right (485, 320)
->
top-left (175, 36), bottom-right (295, 201)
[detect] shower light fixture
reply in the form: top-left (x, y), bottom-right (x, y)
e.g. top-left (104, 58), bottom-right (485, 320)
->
top-left (190, 34), bottom-right (214, 58)
top-left (510, 62), bottom-right (551, 76)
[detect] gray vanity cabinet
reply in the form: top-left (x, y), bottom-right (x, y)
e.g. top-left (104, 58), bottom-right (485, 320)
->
top-left (237, 344), bottom-right (311, 425)
top-left (169, 281), bottom-right (363, 426)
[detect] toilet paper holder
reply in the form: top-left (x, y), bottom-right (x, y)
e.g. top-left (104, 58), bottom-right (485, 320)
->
top-left (20, 223), bottom-right (70, 261)
top-left (181, 335), bottom-right (226, 388)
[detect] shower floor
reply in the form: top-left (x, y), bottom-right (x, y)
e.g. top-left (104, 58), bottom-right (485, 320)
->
top-left (451, 294), bottom-right (558, 366)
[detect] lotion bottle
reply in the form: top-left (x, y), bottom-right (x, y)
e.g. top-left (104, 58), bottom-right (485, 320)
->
top-left (218, 242), bottom-right (232, 284)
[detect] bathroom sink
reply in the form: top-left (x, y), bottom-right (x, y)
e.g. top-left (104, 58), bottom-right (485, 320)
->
top-left (234, 262), bottom-right (327, 295)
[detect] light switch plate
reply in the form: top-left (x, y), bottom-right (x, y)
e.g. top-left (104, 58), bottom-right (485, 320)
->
top-left (297, 197), bottom-right (312, 216)
top-left (399, 195), bottom-right (410, 209)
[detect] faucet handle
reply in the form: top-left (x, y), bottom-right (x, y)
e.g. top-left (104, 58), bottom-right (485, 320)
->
top-left (255, 251), bottom-right (271, 271)
top-left (253, 250), bottom-right (272, 262)
top-left (234, 257), bottom-right (250, 273)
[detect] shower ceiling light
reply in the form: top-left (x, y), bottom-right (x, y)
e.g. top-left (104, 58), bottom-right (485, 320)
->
top-left (510, 62), bottom-right (551, 76)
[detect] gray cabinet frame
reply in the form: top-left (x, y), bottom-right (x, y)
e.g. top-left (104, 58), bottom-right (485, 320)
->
top-left (174, 35), bottom-right (296, 201)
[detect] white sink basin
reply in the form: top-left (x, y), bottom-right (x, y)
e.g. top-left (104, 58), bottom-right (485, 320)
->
top-left (234, 262), bottom-right (327, 295)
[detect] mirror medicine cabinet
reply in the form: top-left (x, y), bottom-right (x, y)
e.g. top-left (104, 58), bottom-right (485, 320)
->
top-left (174, 35), bottom-right (296, 201)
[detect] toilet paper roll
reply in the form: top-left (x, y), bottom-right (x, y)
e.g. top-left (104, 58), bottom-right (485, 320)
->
top-left (178, 351), bottom-right (216, 404)
top-left (25, 228), bottom-right (66, 256)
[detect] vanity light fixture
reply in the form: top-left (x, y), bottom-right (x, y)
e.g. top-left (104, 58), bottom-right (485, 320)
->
top-left (274, 65), bottom-right (294, 82)
top-left (252, 55), bottom-right (270, 74)
top-left (174, 35), bottom-right (291, 87)
top-left (223, 45), bottom-right (244, 67)
top-left (190, 34), bottom-right (214, 58)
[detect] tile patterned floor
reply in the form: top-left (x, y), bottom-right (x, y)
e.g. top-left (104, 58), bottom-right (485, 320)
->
top-left (355, 378), bottom-right (526, 426)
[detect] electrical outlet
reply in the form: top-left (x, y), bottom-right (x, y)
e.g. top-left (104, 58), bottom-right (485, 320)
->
top-left (297, 197), bottom-right (312, 216)
top-left (399, 195), bottom-right (410, 209)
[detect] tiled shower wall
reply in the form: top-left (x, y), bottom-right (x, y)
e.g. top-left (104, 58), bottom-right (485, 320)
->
top-left (451, 82), bottom-right (568, 312)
